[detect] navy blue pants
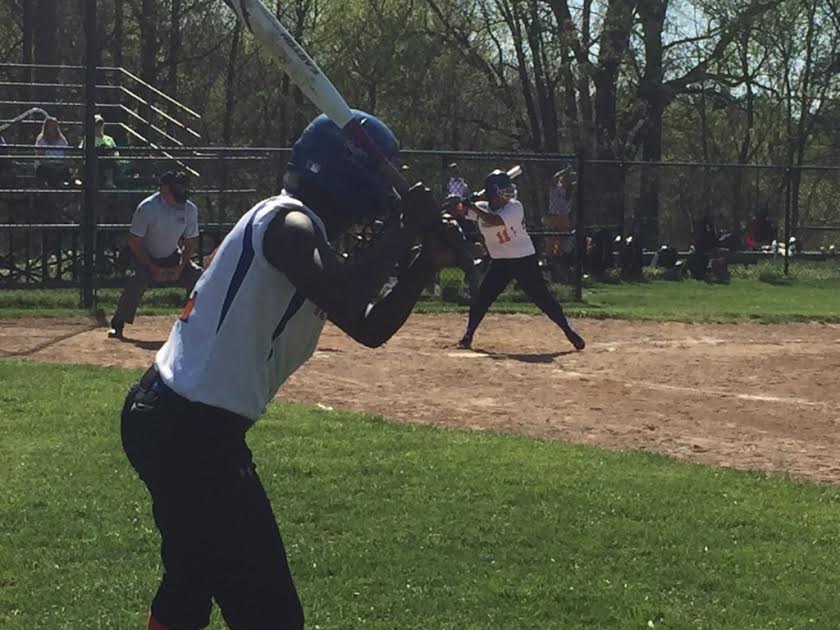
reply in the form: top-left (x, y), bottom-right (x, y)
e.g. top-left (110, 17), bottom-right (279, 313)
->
top-left (465, 254), bottom-right (571, 337)
top-left (121, 367), bottom-right (303, 629)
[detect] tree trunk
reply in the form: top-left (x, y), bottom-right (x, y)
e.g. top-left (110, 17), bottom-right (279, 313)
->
top-left (637, 99), bottom-right (664, 247)
top-left (279, 74), bottom-right (291, 145)
top-left (112, 0), bottom-right (124, 67)
top-left (592, 71), bottom-right (626, 231)
top-left (222, 23), bottom-right (242, 146)
top-left (168, 0), bottom-right (181, 94)
top-left (167, 0), bottom-right (182, 136)
top-left (138, 0), bottom-right (157, 140)
top-left (33, 0), bottom-right (58, 84)
top-left (735, 30), bottom-right (754, 226)
top-left (220, 22), bottom-right (242, 216)
top-left (139, 0), bottom-right (157, 84)
top-left (635, 0), bottom-right (667, 248)
top-left (525, 0), bottom-right (558, 152)
top-left (560, 66), bottom-right (580, 150)
top-left (22, 0), bottom-right (33, 65)
top-left (790, 0), bottom-right (818, 230)
top-left (502, 1), bottom-right (541, 150)
top-left (546, 0), bottom-right (635, 231)
top-left (21, 0), bottom-right (34, 102)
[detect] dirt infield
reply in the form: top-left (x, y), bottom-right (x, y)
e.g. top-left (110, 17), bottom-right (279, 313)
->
top-left (2, 314), bottom-right (839, 483)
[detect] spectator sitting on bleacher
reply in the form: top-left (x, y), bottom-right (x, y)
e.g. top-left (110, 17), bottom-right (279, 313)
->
top-left (80, 113), bottom-right (119, 188)
top-left (35, 116), bottom-right (70, 187)
top-left (745, 208), bottom-right (776, 249)
top-left (692, 213), bottom-right (717, 254)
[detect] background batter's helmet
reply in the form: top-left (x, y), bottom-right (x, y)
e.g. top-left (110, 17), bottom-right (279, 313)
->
top-left (285, 109), bottom-right (400, 221)
top-left (484, 169), bottom-right (517, 201)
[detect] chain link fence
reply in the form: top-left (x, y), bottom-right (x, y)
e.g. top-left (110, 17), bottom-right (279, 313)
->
top-left (3, 145), bottom-right (840, 308)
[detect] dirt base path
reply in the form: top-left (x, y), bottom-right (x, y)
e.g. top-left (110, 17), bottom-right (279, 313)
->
top-left (2, 314), bottom-right (839, 483)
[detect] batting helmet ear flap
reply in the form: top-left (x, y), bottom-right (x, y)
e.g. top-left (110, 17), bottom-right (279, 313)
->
top-left (282, 171), bottom-right (302, 192)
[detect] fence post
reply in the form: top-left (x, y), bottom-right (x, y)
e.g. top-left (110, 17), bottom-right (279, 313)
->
top-left (784, 166), bottom-right (791, 276)
top-left (81, 0), bottom-right (98, 309)
top-left (574, 151), bottom-right (585, 301)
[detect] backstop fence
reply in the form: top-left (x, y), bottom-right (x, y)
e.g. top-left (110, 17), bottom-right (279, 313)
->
top-left (3, 144), bottom-right (840, 307)
top-left (5, 58), bottom-right (840, 309)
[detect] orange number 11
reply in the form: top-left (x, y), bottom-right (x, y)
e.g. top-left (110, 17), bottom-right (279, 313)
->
top-left (496, 229), bottom-right (512, 244)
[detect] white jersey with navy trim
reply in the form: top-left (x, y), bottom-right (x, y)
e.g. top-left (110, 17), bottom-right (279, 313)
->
top-left (155, 194), bottom-right (327, 422)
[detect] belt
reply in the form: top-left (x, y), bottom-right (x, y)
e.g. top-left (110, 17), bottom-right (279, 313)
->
top-left (139, 364), bottom-right (180, 400)
top-left (137, 364), bottom-right (252, 432)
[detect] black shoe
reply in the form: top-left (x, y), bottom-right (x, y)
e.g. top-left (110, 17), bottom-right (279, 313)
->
top-left (457, 334), bottom-right (473, 349)
top-left (563, 326), bottom-right (585, 351)
top-left (107, 320), bottom-right (124, 339)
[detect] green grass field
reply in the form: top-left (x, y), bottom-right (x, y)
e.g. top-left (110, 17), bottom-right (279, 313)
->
top-left (3, 260), bottom-right (840, 322)
top-left (2, 360), bottom-right (839, 629)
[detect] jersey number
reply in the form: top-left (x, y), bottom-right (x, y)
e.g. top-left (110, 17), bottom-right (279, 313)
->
top-left (496, 228), bottom-right (512, 244)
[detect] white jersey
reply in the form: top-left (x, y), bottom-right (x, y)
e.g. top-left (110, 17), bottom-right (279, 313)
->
top-left (36, 136), bottom-right (69, 160)
top-left (466, 199), bottom-right (536, 259)
top-left (156, 194), bottom-right (327, 422)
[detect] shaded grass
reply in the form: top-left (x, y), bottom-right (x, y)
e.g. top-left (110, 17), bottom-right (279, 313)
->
top-left (1, 360), bottom-right (840, 628)
top-left (0, 287), bottom-right (188, 318)
top-left (4, 259), bottom-right (840, 322)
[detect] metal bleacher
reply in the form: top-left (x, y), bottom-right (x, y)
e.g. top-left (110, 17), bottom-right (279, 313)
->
top-left (0, 63), bottom-right (276, 290)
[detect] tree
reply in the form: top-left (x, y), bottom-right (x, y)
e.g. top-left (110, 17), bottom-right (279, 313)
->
top-left (33, 0), bottom-right (58, 83)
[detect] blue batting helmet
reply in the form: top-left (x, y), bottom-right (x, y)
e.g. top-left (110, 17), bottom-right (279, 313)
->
top-left (285, 109), bottom-right (400, 221)
top-left (484, 169), bottom-right (516, 200)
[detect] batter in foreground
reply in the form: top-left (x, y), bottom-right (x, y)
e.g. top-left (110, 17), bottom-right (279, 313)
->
top-left (121, 110), bottom-right (459, 629)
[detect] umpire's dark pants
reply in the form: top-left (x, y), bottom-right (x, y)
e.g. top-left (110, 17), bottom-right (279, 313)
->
top-left (465, 254), bottom-right (571, 337)
top-left (121, 366), bottom-right (304, 629)
top-left (113, 252), bottom-right (203, 325)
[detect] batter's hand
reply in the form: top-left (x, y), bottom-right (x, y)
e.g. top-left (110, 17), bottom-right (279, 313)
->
top-left (402, 183), bottom-right (441, 233)
top-left (442, 194), bottom-right (467, 217)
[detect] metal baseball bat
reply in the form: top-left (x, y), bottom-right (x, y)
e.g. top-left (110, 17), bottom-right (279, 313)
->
top-left (221, 0), bottom-right (409, 196)
top-left (472, 164), bottom-right (524, 198)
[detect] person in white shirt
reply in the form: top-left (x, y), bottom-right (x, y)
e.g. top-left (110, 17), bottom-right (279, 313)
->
top-left (108, 171), bottom-right (202, 339)
top-left (119, 110), bottom-right (460, 630)
top-left (34, 116), bottom-right (70, 187)
top-left (448, 169), bottom-right (585, 351)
